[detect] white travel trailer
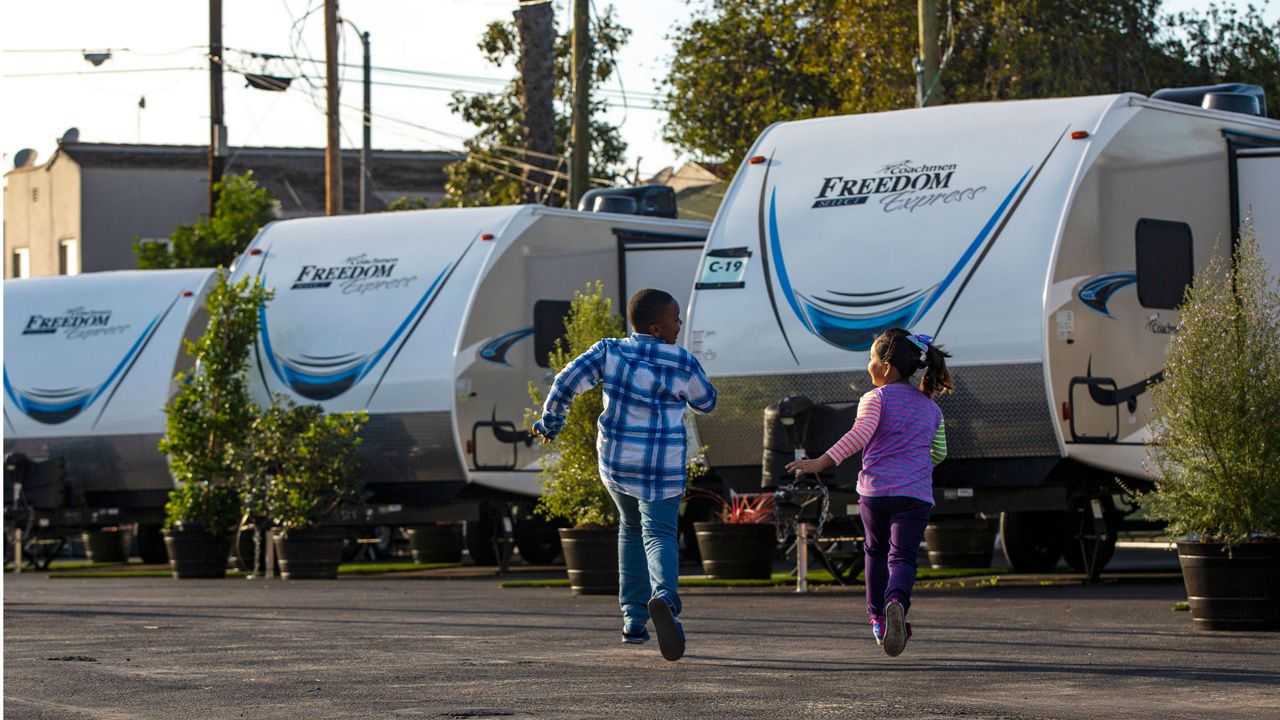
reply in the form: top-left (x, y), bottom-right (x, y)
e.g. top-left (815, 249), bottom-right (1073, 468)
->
top-left (229, 205), bottom-right (707, 561)
top-left (4, 269), bottom-right (216, 559)
top-left (684, 85), bottom-right (1279, 571)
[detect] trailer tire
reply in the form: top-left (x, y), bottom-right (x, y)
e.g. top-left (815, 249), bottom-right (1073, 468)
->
top-left (1000, 511), bottom-right (1067, 573)
top-left (513, 511), bottom-right (562, 565)
top-left (135, 523), bottom-right (169, 564)
top-left (465, 503), bottom-right (502, 566)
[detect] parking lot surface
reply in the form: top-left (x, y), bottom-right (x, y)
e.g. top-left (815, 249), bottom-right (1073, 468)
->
top-left (5, 554), bottom-right (1278, 720)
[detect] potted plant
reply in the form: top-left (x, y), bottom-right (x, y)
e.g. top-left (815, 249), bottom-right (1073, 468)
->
top-left (528, 282), bottom-right (624, 595)
top-left (924, 515), bottom-right (997, 569)
top-left (258, 396), bottom-right (368, 580)
top-left (405, 523), bottom-right (465, 564)
top-left (1137, 220), bottom-right (1280, 631)
top-left (159, 270), bottom-right (271, 579)
top-left (689, 488), bottom-right (777, 580)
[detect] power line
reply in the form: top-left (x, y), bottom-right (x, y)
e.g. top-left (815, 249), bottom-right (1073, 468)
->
top-left (3, 66), bottom-right (203, 78)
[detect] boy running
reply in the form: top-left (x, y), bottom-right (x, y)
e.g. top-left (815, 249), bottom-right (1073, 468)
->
top-left (532, 288), bottom-right (716, 661)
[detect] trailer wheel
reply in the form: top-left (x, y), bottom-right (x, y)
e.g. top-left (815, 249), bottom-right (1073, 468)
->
top-left (1062, 498), bottom-right (1119, 574)
top-left (465, 502), bottom-right (502, 566)
top-left (135, 523), bottom-right (169, 564)
top-left (1000, 511), bottom-right (1067, 573)
top-left (513, 510), bottom-right (562, 565)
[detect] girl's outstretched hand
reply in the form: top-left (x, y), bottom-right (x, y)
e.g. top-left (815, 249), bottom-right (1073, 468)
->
top-left (785, 454), bottom-right (834, 477)
top-left (530, 424), bottom-right (553, 445)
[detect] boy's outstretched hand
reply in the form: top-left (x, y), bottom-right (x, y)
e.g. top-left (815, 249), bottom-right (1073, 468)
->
top-left (785, 454), bottom-right (835, 477)
top-left (530, 422), bottom-right (553, 445)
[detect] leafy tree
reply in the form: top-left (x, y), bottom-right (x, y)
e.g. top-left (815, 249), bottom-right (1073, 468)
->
top-left (385, 195), bottom-right (430, 212)
top-left (440, 5), bottom-right (631, 208)
top-left (160, 269), bottom-right (273, 533)
top-left (663, 0), bottom-right (1280, 164)
top-left (527, 281), bottom-right (626, 528)
top-left (1140, 220), bottom-right (1280, 545)
top-left (135, 172), bottom-right (278, 269)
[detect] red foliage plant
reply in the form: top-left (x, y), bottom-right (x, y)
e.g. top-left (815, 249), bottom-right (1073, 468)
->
top-left (715, 493), bottom-right (775, 524)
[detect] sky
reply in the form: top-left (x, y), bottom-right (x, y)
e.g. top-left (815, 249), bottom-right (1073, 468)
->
top-left (1, 0), bottom-right (1275, 184)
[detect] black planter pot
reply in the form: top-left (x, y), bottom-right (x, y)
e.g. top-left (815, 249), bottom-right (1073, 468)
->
top-left (406, 524), bottom-right (464, 564)
top-left (1177, 541), bottom-right (1280, 631)
top-left (82, 528), bottom-right (130, 563)
top-left (693, 522), bottom-right (776, 579)
top-left (164, 527), bottom-right (233, 579)
top-left (925, 517), bottom-right (996, 569)
top-left (272, 528), bottom-right (345, 579)
top-left (558, 527), bottom-right (618, 595)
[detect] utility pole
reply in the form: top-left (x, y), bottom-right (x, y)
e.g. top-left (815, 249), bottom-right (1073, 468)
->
top-left (208, 0), bottom-right (225, 217)
top-left (516, 0), bottom-right (555, 205)
top-left (324, 0), bottom-right (342, 215)
top-left (568, 0), bottom-right (591, 209)
top-left (360, 30), bottom-right (370, 214)
top-left (916, 0), bottom-right (941, 107)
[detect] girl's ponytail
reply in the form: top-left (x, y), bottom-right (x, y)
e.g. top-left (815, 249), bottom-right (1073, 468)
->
top-left (873, 328), bottom-right (954, 397)
top-left (920, 343), bottom-right (953, 398)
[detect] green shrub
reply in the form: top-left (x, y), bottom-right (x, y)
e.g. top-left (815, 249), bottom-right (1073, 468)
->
top-left (163, 481), bottom-right (240, 534)
top-left (257, 396), bottom-right (368, 532)
top-left (1140, 219), bottom-right (1280, 545)
top-left (160, 269), bottom-right (272, 534)
top-left (528, 282), bottom-right (625, 528)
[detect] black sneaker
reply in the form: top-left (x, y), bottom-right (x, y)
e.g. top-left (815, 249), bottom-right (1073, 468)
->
top-left (622, 624), bottom-right (650, 644)
top-left (883, 599), bottom-right (908, 657)
top-left (647, 596), bottom-right (685, 661)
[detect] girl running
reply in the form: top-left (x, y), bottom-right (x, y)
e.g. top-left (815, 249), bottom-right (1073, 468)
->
top-left (786, 328), bottom-right (951, 657)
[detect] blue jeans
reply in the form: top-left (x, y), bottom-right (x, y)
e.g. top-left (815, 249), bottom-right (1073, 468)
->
top-left (609, 489), bottom-right (682, 626)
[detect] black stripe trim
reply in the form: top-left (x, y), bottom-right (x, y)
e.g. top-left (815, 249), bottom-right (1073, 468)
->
top-left (934, 127), bottom-right (1070, 337)
top-left (755, 149), bottom-right (798, 364)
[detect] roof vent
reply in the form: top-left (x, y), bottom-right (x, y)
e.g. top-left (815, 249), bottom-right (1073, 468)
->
top-left (1201, 92), bottom-right (1261, 116)
top-left (577, 185), bottom-right (677, 218)
top-left (1151, 83), bottom-right (1266, 117)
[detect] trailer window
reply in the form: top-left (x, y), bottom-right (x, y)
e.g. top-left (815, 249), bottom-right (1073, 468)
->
top-left (533, 300), bottom-right (571, 368)
top-left (1135, 219), bottom-right (1193, 310)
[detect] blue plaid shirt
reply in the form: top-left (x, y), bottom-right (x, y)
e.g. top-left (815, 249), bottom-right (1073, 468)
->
top-left (533, 333), bottom-right (717, 501)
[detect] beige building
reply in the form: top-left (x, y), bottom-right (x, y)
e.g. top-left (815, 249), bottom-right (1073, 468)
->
top-left (4, 141), bottom-right (461, 279)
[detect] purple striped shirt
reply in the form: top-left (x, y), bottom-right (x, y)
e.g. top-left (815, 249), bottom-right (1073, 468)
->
top-left (855, 383), bottom-right (943, 505)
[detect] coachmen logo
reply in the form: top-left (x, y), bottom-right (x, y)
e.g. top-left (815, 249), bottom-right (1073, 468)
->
top-left (291, 253), bottom-right (416, 295)
top-left (812, 160), bottom-right (986, 213)
top-left (22, 307), bottom-right (126, 339)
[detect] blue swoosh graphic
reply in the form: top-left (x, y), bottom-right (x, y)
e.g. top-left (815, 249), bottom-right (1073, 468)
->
top-left (1078, 272), bottom-right (1136, 317)
top-left (260, 265), bottom-right (451, 400)
top-left (768, 169), bottom-right (1031, 351)
top-left (4, 314), bottom-right (161, 424)
top-left (479, 327), bottom-right (534, 365)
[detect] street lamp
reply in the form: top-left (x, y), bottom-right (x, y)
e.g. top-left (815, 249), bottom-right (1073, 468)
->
top-left (340, 17), bottom-right (371, 214)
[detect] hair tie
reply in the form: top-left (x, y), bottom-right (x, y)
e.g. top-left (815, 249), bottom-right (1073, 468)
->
top-left (905, 333), bottom-right (933, 363)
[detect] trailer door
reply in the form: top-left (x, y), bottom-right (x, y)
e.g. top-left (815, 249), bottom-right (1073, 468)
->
top-left (615, 229), bottom-right (705, 313)
top-left (1236, 147), bottom-right (1280, 282)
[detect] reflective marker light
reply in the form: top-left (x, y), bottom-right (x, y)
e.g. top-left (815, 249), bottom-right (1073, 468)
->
top-left (1062, 401), bottom-right (1072, 421)
top-left (248, 248), bottom-right (263, 255)
top-left (1070, 131), bottom-right (1090, 140)
top-left (181, 291), bottom-right (194, 297)
top-left (749, 155), bottom-right (766, 165)
top-left (481, 233), bottom-right (496, 241)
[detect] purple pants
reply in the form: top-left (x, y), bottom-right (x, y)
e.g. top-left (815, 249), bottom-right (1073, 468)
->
top-left (859, 495), bottom-right (932, 618)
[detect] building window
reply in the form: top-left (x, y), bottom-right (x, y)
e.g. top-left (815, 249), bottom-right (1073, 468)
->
top-left (12, 248), bottom-right (30, 279)
top-left (59, 239), bottom-right (80, 276)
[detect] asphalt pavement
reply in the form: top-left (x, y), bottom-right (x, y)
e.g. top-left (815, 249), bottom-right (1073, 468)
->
top-left (4, 549), bottom-right (1278, 720)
